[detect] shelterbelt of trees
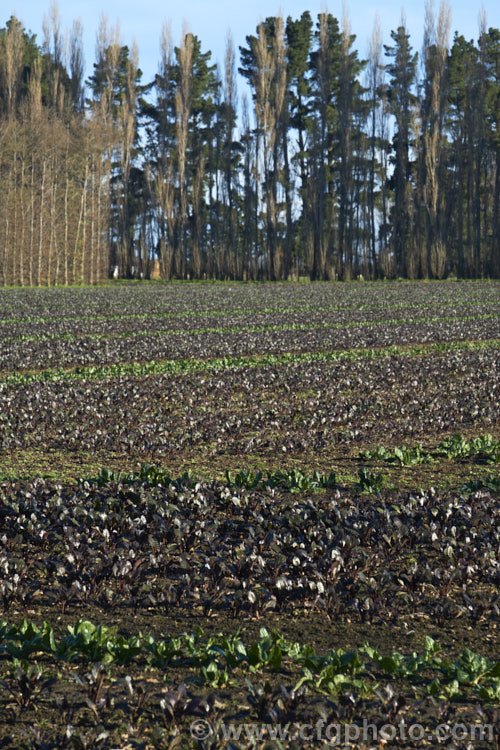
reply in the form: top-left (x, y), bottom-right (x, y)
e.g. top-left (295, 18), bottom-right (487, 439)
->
top-left (0, 3), bottom-right (498, 284)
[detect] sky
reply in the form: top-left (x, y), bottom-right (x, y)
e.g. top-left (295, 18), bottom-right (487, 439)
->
top-left (6, 0), bottom-right (500, 88)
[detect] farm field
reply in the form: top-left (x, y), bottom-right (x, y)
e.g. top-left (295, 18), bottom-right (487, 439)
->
top-left (0, 280), bottom-right (498, 748)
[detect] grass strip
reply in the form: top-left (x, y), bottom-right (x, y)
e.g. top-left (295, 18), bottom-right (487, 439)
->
top-left (0, 338), bottom-right (499, 386)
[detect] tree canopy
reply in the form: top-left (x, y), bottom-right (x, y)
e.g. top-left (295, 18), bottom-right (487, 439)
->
top-left (0, 4), bottom-right (498, 284)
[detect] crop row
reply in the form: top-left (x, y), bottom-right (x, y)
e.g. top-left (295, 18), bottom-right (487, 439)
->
top-left (89, 459), bottom-right (498, 493)
top-left (2, 297), bottom-right (497, 330)
top-left (0, 473), bottom-right (498, 624)
top-left (0, 346), bottom-right (496, 456)
top-left (1, 637), bottom-right (498, 750)
top-left (0, 314), bottom-right (500, 374)
top-left (359, 434), bottom-right (500, 466)
top-left (1, 301), bottom-right (498, 340)
top-left (0, 337), bottom-right (498, 384)
top-left (0, 280), bottom-right (497, 320)
top-left (2, 311), bottom-right (499, 346)
top-left (1, 316), bottom-right (498, 372)
top-left (1, 619), bottom-right (499, 702)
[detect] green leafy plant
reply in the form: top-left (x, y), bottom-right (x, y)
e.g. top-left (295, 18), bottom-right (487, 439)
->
top-left (145, 634), bottom-right (184, 668)
top-left (360, 443), bottom-right (434, 466)
top-left (437, 434), bottom-right (499, 464)
top-left (357, 467), bottom-right (386, 494)
top-left (479, 679), bottom-right (500, 701)
top-left (248, 639), bottom-right (283, 673)
top-left (0, 619), bottom-right (56, 659)
top-left (199, 661), bottom-right (230, 687)
top-left (57, 620), bottom-right (116, 664)
top-left (225, 469), bottom-right (263, 489)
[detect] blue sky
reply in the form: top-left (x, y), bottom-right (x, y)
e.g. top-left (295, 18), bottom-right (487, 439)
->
top-left (7, 0), bottom-right (500, 86)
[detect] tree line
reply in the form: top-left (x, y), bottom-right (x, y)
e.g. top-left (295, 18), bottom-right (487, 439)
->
top-left (0, 2), bottom-right (498, 284)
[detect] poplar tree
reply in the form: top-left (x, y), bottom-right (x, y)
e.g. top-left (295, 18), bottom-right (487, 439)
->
top-left (366, 15), bottom-right (386, 276)
top-left (484, 27), bottom-right (500, 275)
top-left (286, 11), bottom-right (313, 276)
top-left (419, 0), bottom-right (451, 278)
top-left (240, 17), bottom-right (287, 279)
top-left (446, 33), bottom-right (477, 276)
top-left (149, 22), bottom-right (176, 279)
top-left (220, 34), bottom-right (241, 277)
top-left (88, 19), bottom-right (145, 277)
top-left (0, 7), bottom-right (500, 284)
top-left (385, 21), bottom-right (418, 276)
top-left (309, 13), bottom-right (342, 279)
top-left (337, 9), bottom-right (366, 279)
